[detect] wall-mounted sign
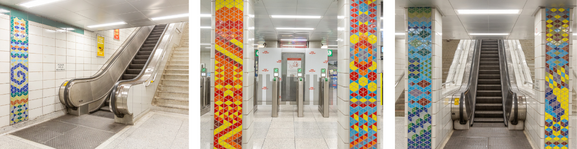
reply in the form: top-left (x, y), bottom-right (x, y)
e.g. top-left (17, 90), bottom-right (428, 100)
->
top-left (97, 36), bottom-right (104, 57)
top-left (328, 49), bottom-right (333, 57)
top-left (255, 50), bottom-right (259, 57)
top-left (114, 29), bottom-right (119, 40)
top-left (56, 64), bottom-right (65, 71)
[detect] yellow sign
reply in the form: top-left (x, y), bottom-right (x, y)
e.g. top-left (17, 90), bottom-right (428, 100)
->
top-left (454, 98), bottom-right (460, 105)
top-left (97, 36), bottom-right (104, 57)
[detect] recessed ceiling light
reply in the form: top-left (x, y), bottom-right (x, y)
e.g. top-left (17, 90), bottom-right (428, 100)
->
top-left (61, 28), bottom-right (74, 31)
top-left (18, 0), bottom-right (60, 8)
top-left (282, 45), bottom-right (306, 47)
top-left (151, 13), bottom-right (189, 21)
top-left (276, 28), bottom-right (314, 30)
top-left (469, 33), bottom-right (509, 36)
top-left (280, 39), bottom-right (307, 41)
top-left (457, 9), bottom-right (520, 14)
top-left (200, 43), bottom-right (211, 45)
top-left (270, 15), bottom-right (321, 19)
top-left (200, 14), bottom-right (211, 17)
top-left (87, 22), bottom-right (126, 28)
top-left (200, 26), bottom-right (211, 29)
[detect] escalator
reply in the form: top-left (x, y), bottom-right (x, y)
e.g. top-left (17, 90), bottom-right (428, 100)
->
top-left (474, 40), bottom-right (505, 125)
top-left (91, 25), bottom-right (167, 117)
top-left (451, 39), bottom-right (526, 128)
top-left (59, 24), bottom-right (168, 116)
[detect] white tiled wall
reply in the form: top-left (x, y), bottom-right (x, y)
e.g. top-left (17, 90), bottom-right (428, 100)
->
top-left (336, 0), bottom-right (351, 148)
top-left (526, 8), bottom-right (545, 149)
top-left (430, 8), bottom-right (451, 149)
top-left (0, 13), bottom-right (136, 128)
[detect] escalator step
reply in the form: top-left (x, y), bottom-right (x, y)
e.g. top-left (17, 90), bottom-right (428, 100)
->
top-left (126, 69), bottom-right (142, 74)
top-left (123, 74), bottom-right (138, 80)
top-left (479, 69), bottom-right (500, 74)
top-left (481, 51), bottom-right (498, 54)
top-left (480, 61), bottom-right (499, 64)
top-left (477, 90), bottom-right (502, 96)
top-left (142, 43), bottom-right (156, 47)
top-left (480, 58), bottom-right (499, 61)
top-left (132, 59), bottom-right (147, 64)
top-left (476, 96), bottom-right (503, 103)
top-left (478, 74), bottom-right (500, 79)
top-left (474, 118), bottom-right (504, 123)
top-left (129, 64), bottom-right (145, 69)
top-left (478, 79), bottom-right (500, 84)
top-left (135, 55), bottom-right (150, 59)
top-left (138, 51), bottom-right (152, 55)
top-left (477, 84), bottom-right (501, 90)
top-left (141, 47), bottom-right (155, 51)
top-left (475, 104), bottom-right (503, 111)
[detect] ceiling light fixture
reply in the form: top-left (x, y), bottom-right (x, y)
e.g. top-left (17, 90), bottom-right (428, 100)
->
top-left (270, 15), bottom-right (321, 19)
top-left (276, 28), bottom-right (314, 30)
top-left (61, 28), bottom-right (74, 31)
top-left (151, 13), bottom-right (189, 21)
top-left (0, 9), bottom-right (9, 13)
top-left (280, 39), bottom-right (307, 41)
top-left (18, 0), bottom-right (60, 8)
top-left (200, 14), bottom-right (211, 17)
top-left (282, 45), bottom-right (305, 47)
top-left (200, 26), bottom-right (211, 29)
top-left (457, 9), bottom-right (520, 14)
top-left (200, 43), bottom-right (211, 45)
top-left (87, 22), bottom-right (126, 28)
top-left (469, 33), bottom-right (509, 36)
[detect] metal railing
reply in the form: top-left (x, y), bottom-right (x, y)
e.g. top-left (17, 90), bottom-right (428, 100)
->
top-left (500, 40), bottom-right (527, 126)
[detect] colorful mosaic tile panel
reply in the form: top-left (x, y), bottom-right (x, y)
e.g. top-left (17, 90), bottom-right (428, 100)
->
top-left (10, 16), bottom-right (29, 125)
top-left (544, 8), bottom-right (570, 149)
top-left (349, 0), bottom-right (378, 148)
top-left (406, 7), bottom-right (432, 149)
top-left (214, 0), bottom-right (243, 149)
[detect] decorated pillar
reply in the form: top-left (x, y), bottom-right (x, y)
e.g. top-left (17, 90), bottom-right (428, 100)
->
top-left (534, 8), bottom-right (572, 149)
top-left (405, 7), bottom-right (443, 148)
top-left (336, 0), bottom-right (380, 148)
top-left (212, 0), bottom-right (255, 148)
top-left (10, 16), bottom-right (28, 125)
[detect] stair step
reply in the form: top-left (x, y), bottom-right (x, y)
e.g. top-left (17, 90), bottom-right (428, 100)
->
top-left (475, 110), bottom-right (503, 115)
top-left (480, 61), bottom-right (499, 64)
top-left (132, 59), bottom-right (147, 64)
top-left (478, 79), bottom-right (500, 84)
top-left (161, 79), bottom-right (190, 86)
top-left (478, 74), bottom-right (500, 79)
top-left (479, 69), bottom-right (500, 74)
top-left (477, 84), bottom-right (501, 90)
top-left (475, 104), bottom-right (503, 110)
top-left (163, 74), bottom-right (189, 80)
top-left (129, 64), bottom-right (145, 69)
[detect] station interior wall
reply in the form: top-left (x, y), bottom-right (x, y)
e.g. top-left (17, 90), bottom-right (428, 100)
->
top-left (0, 12), bottom-right (136, 128)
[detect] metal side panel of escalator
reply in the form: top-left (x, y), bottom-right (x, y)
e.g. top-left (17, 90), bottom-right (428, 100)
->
top-left (58, 24), bottom-right (168, 116)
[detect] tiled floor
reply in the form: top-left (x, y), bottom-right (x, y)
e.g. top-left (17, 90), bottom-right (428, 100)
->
top-left (0, 111), bottom-right (188, 149)
top-left (201, 105), bottom-right (339, 149)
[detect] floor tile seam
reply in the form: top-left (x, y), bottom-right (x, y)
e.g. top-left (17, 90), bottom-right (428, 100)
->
top-left (6, 134), bottom-right (55, 149)
top-left (152, 110), bottom-right (189, 119)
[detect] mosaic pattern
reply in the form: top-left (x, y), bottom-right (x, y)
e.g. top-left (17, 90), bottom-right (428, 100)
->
top-left (406, 7), bottom-right (432, 149)
top-left (349, 0), bottom-right (378, 148)
top-left (10, 16), bottom-right (29, 124)
top-left (214, 0), bottom-right (243, 149)
top-left (544, 8), bottom-right (570, 149)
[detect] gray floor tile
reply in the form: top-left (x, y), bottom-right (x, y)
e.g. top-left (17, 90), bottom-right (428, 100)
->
top-left (252, 138), bottom-right (265, 149)
top-left (262, 138), bottom-right (295, 149)
top-left (294, 128), bottom-right (323, 139)
top-left (266, 128), bottom-right (295, 139)
top-left (293, 121), bottom-right (319, 129)
top-left (295, 138), bottom-right (329, 149)
top-left (270, 120), bottom-right (295, 129)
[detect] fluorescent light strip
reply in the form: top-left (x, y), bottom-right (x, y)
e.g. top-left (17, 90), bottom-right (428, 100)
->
top-left (282, 45), bottom-right (305, 47)
top-left (200, 14), bottom-right (211, 17)
top-left (457, 9), bottom-right (520, 14)
top-left (276, 28), bottom-right (314, 30)
top-left (270, 15), bottom-right (321, 19)
top-left (280, 39), bottom-right (307, 41)
top-left (469, 33), bottom-right (509, 36)
top-left (200, 43), bottom-right (211, 45)
top-left (151, 13), bottom-right (189, 21)
top-left (18, 0), bottom-right (60, 8)
top-left (87, 22), bottom-right (126, 28)
top-left (0, 9), bottom-right (9, 13)
top-left (200, 26), bottom-right (211, 29)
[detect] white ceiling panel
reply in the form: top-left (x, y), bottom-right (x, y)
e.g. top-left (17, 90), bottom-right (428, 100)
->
top-left (0, 0), bottom-right (189, 31)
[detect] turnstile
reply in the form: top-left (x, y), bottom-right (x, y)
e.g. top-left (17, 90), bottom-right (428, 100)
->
top-left (318, 68), bottom-right (329, 118)
top-left (297, 68), bottom-right (304, 117)
top-left (200, 66), bottom-right (210, 115)
top-left (254, 76), bottom-right (258, 112)
top-left (272, 68), bottom-right (280, 117)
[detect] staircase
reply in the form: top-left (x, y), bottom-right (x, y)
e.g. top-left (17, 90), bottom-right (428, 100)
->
top-left (395, 92), bottom-right (404, 117)
top-left (123, 24), bottom-right (167, 80)
top-left (152, 23), bottom-right (189, 112)
top-left (474, 40), bottom-right (504, 125)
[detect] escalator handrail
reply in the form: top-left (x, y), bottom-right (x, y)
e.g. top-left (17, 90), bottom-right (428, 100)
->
top-left (110, 23), bottom-right (182, 118)
top-left (458, 39), bottom-right (482, 124)
top-left (501, 40), bottom-right (527, 125)
top-left (61, 26), bottom-right (150, 108)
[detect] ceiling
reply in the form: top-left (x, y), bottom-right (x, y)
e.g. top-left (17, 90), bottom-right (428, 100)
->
top-left (199, 0), bottom-right (339, 47)
top-left (395, 0), bottom-right (576, 39)
top-left (0, 0), bottom-right (189, 31)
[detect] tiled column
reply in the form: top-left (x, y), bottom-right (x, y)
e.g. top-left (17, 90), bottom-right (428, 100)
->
top-left (336, 0), bottom-right (380, 148)
top-left (404, 7), bottom-right (442, 149)
top-left (211, 0), bottom-right (255, 148)
top-left (532, 8), bottom-right (572, 149)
